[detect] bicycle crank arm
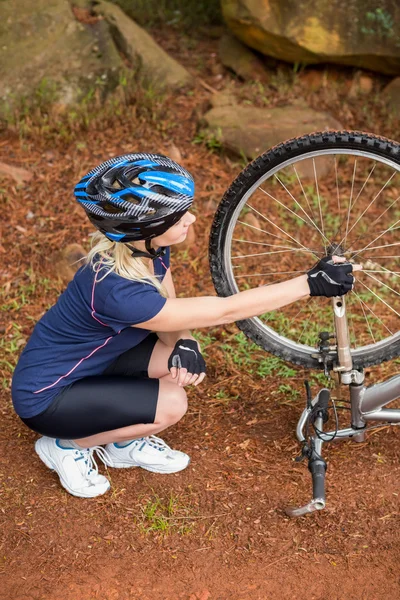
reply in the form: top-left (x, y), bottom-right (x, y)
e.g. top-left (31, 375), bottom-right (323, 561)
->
top-left (285, 497), bottom-right (326, 517)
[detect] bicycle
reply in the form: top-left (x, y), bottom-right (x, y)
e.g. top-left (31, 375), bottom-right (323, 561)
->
top-left (209, 130), bottom-right (400, 516)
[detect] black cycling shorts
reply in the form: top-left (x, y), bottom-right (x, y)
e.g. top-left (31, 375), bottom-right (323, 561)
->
top-left (21, 333), bottom-right (160, 440)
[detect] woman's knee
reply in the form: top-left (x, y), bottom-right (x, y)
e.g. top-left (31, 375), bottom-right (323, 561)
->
top-left (155, 379), bottom-right (188, 424)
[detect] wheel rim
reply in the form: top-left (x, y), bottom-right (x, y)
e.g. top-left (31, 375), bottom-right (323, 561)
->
top-left (223, 148), bottom-right (400, 360)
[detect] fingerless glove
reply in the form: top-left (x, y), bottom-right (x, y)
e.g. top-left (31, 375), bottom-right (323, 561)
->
top-left (307, 256), bottom-right (354, 297)
top-left (168, 339), bottom-right (206, 375)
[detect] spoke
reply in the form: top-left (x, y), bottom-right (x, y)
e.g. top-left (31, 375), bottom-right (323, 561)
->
top-left (313, 158), bottom-right (327, 253)
top-left (246, 204), bottom-right (319, 257)
top-left (259, 186), bottom-right (310, 225)
top-left (273, 175), bottom-right (331, 246)
top-left (332, 161), bottom-right (376, 243)
top-left (235, 270), bottom-right (306, 278)
top-left (349, 218), bottom-right (400, 260)
top-left (237, 219), bottom-right (299, 246)
top-left (356, 279), bottom-right (400, 319)
top-left (232, 238), bottom-right (324, 254)
top-left (295, 300), bottom-right (320, 344)
top-left (356, 240), bottom-right (400, 252)
top-left (293, 165), bottom-right (320, 227)
top-left (358, 256), bottom-right (400, 259)
top-left (346, 194), bottom-right (400, 254)
top-left (351, 289), bottom-right (393, 336)
top-left (353, 291), bottom-right (376, 343)
top-left (363, 270), bottom-right (400, 277)
top-left (282, 300), bottom-right (312, 338)
top-left (348, 302), bottom-right (357, 348)
top-left (338, 171), bottom-right (397, 248)
top-left (334, 156), bottom-right (340, 214)
top-left (232, 248), bottom-right (317, 259)
top-left (344, 159), bottom-right (357, 246)
top-left (363, 271), bottom-right (400, 298)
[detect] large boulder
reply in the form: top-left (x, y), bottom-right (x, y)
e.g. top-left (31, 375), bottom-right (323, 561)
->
top-left (0, 0), bottom-right (123, 115)
top-left (221, 0), bottom-right (400, 75)
top-left (94, 1), bottom-right (193, 90)
top-left (202, 92), bottom-right (342, 159)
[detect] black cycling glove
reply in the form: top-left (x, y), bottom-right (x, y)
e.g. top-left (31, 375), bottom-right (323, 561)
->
top-left (307, 256), bottom-right (354, 297)
top-left (168, 339), bottom-right (206, 375)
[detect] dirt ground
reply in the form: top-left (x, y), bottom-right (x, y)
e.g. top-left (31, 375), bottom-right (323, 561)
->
top-left (1, 24), bottom-right (400, 600)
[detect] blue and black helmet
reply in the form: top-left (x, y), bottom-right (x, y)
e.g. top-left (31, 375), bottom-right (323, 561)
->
top-left (74, 153), bottom-right (195, 243)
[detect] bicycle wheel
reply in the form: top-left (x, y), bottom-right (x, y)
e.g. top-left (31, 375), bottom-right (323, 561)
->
top-left (209, 131), bottom-right (400, 369)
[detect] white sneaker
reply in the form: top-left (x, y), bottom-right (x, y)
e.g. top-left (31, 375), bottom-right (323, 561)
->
top-left (100, 435), bottom-right (190, 474)
top-left (35, 437), bottom-right (111, 498)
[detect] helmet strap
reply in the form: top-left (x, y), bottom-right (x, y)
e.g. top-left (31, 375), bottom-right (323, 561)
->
top-left (126, 239), bottom-right (166, 261)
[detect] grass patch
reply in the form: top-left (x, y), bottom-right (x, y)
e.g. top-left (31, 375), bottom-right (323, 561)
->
top-left (137, 490), bottom-right (197, 535)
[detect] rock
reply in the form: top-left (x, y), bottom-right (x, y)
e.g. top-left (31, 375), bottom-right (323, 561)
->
top-left (382, 77), bottom-right (400, 114)
top-left (0, 162), bottom-right (32, 184)
top-left (221, 0), bottom-right (400, 75)
top-left (242, 213), bottom-right (261, 229)
top-left (211, 91), bottom-right (237, 108)
top-left (205, 197), bottom-right (219, 214)
top-left (202, 95), bottom-right (342, 160)
top-left (94, 1), bottom-right (193, 90)
top-left (299, 69), bottom-right (326, 91)
top-left (167, 143), bottom-right (182, 163)
top-left (0, 0), bottom-right (123, 115)
top-left (52, 243), bottom-right (87, 284)
top-left (219, 33), bottom-right (269, 83)
top-left (348, 72), bottom-right (374, 98)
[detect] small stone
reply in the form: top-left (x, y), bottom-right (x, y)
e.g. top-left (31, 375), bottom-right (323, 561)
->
top-left (167, 143), bottom-right (182, 163)
top-left (243, 213), bottom-right (261, 230)
top-left (348, 72), bottom-right (374, 98)
top-left (299, 69), bottom-right (326, 91)
top-left (0, 162), bottom-right (32, 184)
top-left (205, 197), bottom-right (219, 213)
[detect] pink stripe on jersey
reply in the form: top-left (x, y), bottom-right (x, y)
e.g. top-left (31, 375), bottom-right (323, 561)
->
top-left (159, 257), bottom-right (168, 272)
top-left (91, 258), bottom-right (110, 327)
top-left (33, 336), bottom-right (114, 393)
top-left (34, 259), bottom-right (121, 394)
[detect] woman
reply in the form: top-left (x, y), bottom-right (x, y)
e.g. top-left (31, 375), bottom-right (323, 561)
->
top-left (11, 153), bottom-right (356, 498)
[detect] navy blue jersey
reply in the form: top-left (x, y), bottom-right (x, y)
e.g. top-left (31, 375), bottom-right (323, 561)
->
top-left (12, 250), bottom-right (170, 418)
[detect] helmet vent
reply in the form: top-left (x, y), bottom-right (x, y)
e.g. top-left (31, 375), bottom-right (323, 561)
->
top-left (101, 201), bottom-right (125, 214)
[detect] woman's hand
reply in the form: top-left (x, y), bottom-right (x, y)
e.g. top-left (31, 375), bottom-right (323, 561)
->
top-left (168, 338), bottom-right (207, 387)
top-left (307, 255), bottom-right (362, 297)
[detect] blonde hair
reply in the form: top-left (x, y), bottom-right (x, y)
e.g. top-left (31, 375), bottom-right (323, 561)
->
top-left (86, 231), bottom-right (168, 297)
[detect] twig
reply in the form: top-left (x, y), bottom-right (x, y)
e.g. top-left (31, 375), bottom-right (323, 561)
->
top-left (198, 78), bottom-right (219, 95)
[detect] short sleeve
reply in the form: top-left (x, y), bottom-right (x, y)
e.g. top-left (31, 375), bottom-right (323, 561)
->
top-left (102, 279), bottom-right (167, 331)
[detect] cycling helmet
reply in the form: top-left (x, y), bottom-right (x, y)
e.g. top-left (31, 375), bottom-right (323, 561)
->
top-left (74, 153), bottom-right (195, 249)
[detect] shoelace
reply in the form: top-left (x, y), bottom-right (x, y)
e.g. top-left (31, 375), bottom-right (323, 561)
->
top-left (94, 436), bottom-right (172, 467)
top-left (142, 435), bottom-right (172, 453)
top-left (81, 446), bottom-right (111, 479)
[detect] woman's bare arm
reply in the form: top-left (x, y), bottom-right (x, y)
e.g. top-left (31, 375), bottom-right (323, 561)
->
top-left (134, 274), bottom-right (310, 332)
top-left (155, 268), bottom-right (197, 346)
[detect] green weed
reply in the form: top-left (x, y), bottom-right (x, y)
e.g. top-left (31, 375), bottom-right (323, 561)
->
top-left (192, 331), bottom-right (217, 358)
top-left (138, 491), bottom-right (196, 535)
top-left (193, 129), bottom-right (223, 153)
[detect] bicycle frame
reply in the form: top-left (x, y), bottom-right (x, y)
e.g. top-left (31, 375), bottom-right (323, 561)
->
top-left (285, 294), bottom-right (400, 517)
